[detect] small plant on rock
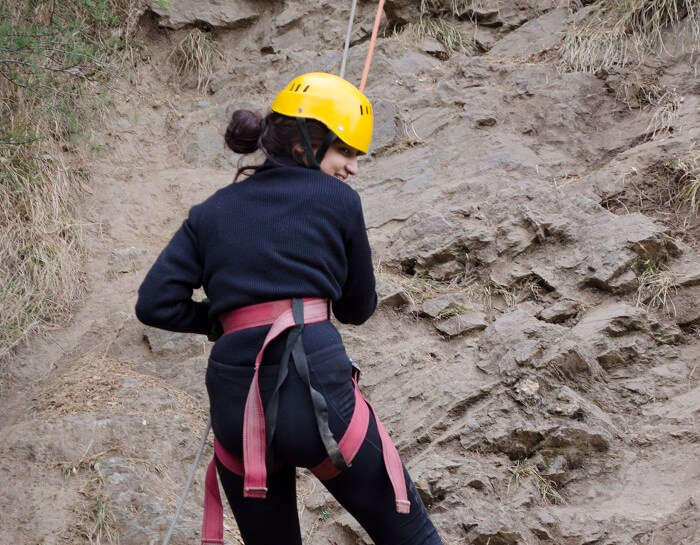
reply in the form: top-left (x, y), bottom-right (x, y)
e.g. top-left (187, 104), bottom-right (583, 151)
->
top-left (562, 0), bottom-right (699, 73)
top-left (635, 257), bottom-right (679, 314)
top-left (562, 22), bottom-right (629, 72)
top-left (645, 86), bottom-right (681, 138)
top-left (395, 16), bottom-right (475, 58)
top-left (421, 0), bottom-right (492, 19)
top-left (508, 459), bottom-right (566, 505)
top-left (170, 28), bottom-right (222, 92)
top-left (671, 148), bottom-right (700, 214)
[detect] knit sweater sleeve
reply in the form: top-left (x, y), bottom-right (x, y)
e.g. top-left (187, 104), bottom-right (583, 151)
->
top-left (134, 206), bottom-right (212, 335)
top-left (332, 192), bottom-right (377, 325)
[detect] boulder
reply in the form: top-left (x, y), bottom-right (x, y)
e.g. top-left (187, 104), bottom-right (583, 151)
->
top-left (147, 0), bottom-right (259, 30)
top-left (572, 303), bottom-right (681, 368)
top-left (376, 277), bottom-right (410, 308)
top-left (421, 293), bottom-right (470, 318)
top-left (435, 311), bottom-right (488, 337)
top-left (669, 251), bottom-right (700, 287)
top-left (489, 8), bottom-right (568, 58)
top-left (669, 285), bottom-right (700, 326)
top-left (537, 299), bottom-right (580, 323)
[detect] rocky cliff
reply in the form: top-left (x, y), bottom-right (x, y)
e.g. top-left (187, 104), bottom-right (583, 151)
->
top-left (1, 1), bottom-right (698, 544)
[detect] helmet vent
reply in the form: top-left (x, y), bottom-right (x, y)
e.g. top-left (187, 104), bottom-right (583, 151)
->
top-left (359, 104), bottom-right (363, 116)
top-left (303, 85), bottom-right (310, 92)
top-left (294, 84), bottom-right (302, 91)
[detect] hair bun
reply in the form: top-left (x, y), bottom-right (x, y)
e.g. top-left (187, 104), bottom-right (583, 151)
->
top-left (225, 109), bottom-right (263, 154)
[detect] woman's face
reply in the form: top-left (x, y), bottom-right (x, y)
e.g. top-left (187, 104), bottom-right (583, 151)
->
top-left (319, 140), bottom-right (360, 181)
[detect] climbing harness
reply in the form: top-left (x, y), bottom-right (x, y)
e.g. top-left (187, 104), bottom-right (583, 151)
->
top-left (200, 298), bottom-right (409, 544)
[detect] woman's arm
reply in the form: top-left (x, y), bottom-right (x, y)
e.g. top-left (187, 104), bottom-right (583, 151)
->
top-left (332, 194), bottom-right (377, 325)
top-left (135, 206), bottom-right (213, 334)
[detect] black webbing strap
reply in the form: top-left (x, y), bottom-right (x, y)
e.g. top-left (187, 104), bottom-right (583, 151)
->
top-left (296, 118), bottom-right (320, 169)
top-left (315, 131), bottom-right (337, 165)
top-left (264, 326), bottom-right (300, 457)
top-left (291, 298), bottom-right (347, 471)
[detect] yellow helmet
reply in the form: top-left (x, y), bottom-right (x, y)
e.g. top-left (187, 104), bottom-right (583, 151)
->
top-left (271, 72), bottom-right (373, 154)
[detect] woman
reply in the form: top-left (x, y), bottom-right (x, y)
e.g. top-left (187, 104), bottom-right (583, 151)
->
top-left (135, 73), bottom-right (443, 545)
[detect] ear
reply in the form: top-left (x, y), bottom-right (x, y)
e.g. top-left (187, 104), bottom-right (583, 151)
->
top-left (291, 143), bottom-right (308, 166)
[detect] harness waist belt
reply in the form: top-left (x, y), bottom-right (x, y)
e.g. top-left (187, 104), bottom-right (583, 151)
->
top-left (201, 297), bottom-right (409, 545)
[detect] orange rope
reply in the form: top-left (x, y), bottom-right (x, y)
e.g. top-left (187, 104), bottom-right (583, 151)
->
top-left (359, 0), bottom-right (385, 92)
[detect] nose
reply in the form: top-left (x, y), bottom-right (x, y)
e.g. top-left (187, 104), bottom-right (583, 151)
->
top-left (345, 156), bottom-right (358, 176)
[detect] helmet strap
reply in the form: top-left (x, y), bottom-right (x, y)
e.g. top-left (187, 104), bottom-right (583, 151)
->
top-left (296, 117), bottom-right (321, 169)
top-left (315, 131), bottom-right (337, 166)
top-left (295, 118), bottom-right (338, 170)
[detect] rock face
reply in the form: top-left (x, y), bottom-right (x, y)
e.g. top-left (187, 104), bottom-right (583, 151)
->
top-left (143, 326), bottom-right (208, 357)
top-left (2, 1), bottom-right (700, 545)
top-left (489, 8), bottom-right (569, 57)
top-left (147, 0), bottom-right (260, 29)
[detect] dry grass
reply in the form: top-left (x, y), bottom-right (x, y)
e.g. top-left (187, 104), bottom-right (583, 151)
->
top-left (646, 86), bottom-right (681, 137)
top-left (562, 0), bottom-right (699, 73)
top-left (602, 153), bottom-right (700, 244)
top-left (672, 147), bottom-right (700, 214)
top-left (170, 28), bottom-right (222, 92)
top-left (35, 352), bottom-right (207, 421)
top-left (0, 143), bottom-right (88, 358)
top-left (420, 0), bottom-right (494, 18)
top-left (561, 23), bottom-right (629, 72)
top-left (508, 458), bottom-right (566, 505)
top-left (635, 258), bottom-right (679, 314)
top-left (395, 16), bottom-right (476, 58)
top-left (612, 74), bottom-right (666, 108)
top-left (380, 265), bottom-right (533, 317)
top-left (616, 0), bottom-right (699, 46)
top-left (66, 475), bottom-right (118, 545)
top-left (0, 0), bottom-right (131, 362)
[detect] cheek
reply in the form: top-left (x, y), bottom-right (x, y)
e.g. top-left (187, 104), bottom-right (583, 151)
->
top-left (322, 152), bottom-right (341, 171)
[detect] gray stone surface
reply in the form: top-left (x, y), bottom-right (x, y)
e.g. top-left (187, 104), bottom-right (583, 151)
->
top-left (377, 277), bottom-right (410, 308)
top-left (147, 0), bottom-right (260, 29)
top-left (537, 299), bottom-right (580, 323)
top-left (489, 8), bottom-right (568, 58)
top-left (142, 326), bottom-right (207, 358)
top-left (434, 311), bottom-right (488, 336)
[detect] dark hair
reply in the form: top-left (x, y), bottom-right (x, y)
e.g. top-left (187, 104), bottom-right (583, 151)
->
top-left (225, 110), bottom-right (331, 180)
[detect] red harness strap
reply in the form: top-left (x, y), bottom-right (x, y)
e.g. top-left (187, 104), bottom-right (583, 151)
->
top-left (225, 297), bottom-right (329, 499)
top-left (201, 297), bottom-right (409, 545)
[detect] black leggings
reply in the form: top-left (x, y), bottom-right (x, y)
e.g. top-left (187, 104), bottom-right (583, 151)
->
top-left (206, 322), bottom-right (443, 545)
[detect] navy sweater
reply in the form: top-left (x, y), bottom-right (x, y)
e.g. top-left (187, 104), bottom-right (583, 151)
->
top-left (135, 162), bottom-right (377, 335)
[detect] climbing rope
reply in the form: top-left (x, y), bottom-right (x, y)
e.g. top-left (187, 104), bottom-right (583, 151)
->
top-left (161, 419), bottom-right (211, 545)
top-left (340, 0), bottom-right (358, 79)
top-left (359, 0), bottom-right (385, 92)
